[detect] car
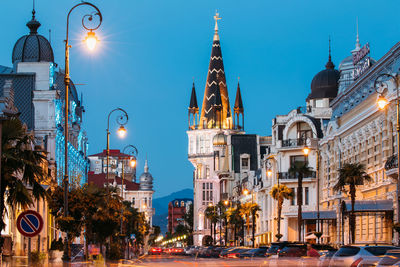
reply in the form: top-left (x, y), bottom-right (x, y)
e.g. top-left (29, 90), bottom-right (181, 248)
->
top-left (149, 247), bottom-right (162, 255)
top-left (211, 247), bottom-right (226, 258)
top-left (239, 247), bottom-right (269, 258)
top-left (278, 243), bottom-right (307, 258)
top-left (198, 246), bottom-right (215, 258)
top-left (185, 245), bottom-right (200, 256)
top-left (220, 247), bottom-right (238, 258)
top-left (171, 247), bottom-right (185, 255)
top-left (329, 245), bottom-right (398, 267)
top-left (227, 248), bottom-right (251, 258)
top-left (266, 242), bottom-right (296, 257)
top-left (377, 249), bottom-right (400, 266)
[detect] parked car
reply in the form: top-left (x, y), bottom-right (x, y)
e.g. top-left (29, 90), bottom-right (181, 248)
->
top-left (278, 243), bottom-right (307, 258)
top-left (266, 242), bottom-right (296, 257)
top-left (211, 247), bottom-right (226, 258)
top-left (198, 246), bottom-right (215, 258)
top-left (227, 248), bottom-right (251, 258)
top-left (329, 245), bottom-right (398, 267)
top-left (185, 246), bottom-right (200, 256)
top-left (220, 247), bottom-right (238, 258)
top-left (170, 247), bottom-right (185, 255)
top-left (240, 247), bottom-right (269, 258)
top-left (149, 247), bottom-right (163, 255)
top-left (377, 249), bottom-right (400, 266)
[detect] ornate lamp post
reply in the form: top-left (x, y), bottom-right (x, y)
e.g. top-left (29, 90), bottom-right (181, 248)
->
top-left (63, 2), bottom-right (102, 260)
top-left (119, 144), bottom-right (138, 258)
top-left (374, 73), bottom-right (400, 244)
top-left (106, 108), bottom-right (129, 191)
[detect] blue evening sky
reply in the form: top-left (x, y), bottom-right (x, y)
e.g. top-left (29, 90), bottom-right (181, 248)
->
top-left (0, 0), bottom-right (399, 197)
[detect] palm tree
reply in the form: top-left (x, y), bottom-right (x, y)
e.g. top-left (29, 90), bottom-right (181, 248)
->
top-left (205, 205), bottom-right (218, 245)
top-left (216, 201), bottom-right (227, 245)
top-left (239, 202), bottom-right (260, 246)
top-left (270, 184), bottom-right (294, 241)
top-left (1, 118), bottom-right (48, 249)
top-left (227, 206), bottom-right (242, 246)
top-left (250, 203), bottom-right (261, 248)
top-left (289, 161), bottom-right (313, 242)
top-left (334, 162), bottom-right (371, 244)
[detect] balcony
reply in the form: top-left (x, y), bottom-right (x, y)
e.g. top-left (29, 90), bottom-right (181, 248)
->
top-left (282, 138), bottom-right (306, 148)
top-left (278, 171), bottom-right (316, 180)
top-left (385, 154), bottom-right (398, 179)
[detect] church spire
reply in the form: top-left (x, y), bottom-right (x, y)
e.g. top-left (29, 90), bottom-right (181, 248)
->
top-left (355, 18), bottom-right (360, 50)
top-left (188, 82), bottom-right (199, 129)
top-left (199, 12), bottom-right (232, 129)
top-left (234, 80), bottom-right (244, 130)
top-left (325, 37), bottom-right (335, 69)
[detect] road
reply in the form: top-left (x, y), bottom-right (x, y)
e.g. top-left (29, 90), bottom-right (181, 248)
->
top-left (5, 254), bottom-right (317, 266)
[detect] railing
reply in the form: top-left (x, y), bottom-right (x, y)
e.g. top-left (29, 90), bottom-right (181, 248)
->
top-left (385, 154), bottom-right (398, 170)
top-left (282, 138), bottom-right (307, 148)
top-left (278, 171), bottom-right (316, 180)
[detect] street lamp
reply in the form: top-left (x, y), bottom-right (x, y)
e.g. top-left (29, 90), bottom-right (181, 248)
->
top-left (106, 108), bottom-right (129, 191)
top-left (63, 2), bottom-right (102, 260)
top-left (374, 73), bottom-right (400, 245)
top-left (303, 145), bottom-right (321, 243)
top-left (119, 145), bottom-right (138, 259)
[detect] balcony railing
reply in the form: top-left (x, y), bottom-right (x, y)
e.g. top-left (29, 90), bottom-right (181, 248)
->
top-left (385, 154), bottom-right (398, 170)
top-left (282, 138), bottom-right (306, 148)
top-left (278, 171), bottom-right (316, 180)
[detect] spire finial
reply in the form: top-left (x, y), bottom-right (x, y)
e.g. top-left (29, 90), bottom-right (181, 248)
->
top-left (213, 11), bottom-right (221, 41)
top-left (355, 17), bottom-right (360, 50)
top-left (144, 154), bottom-right (149, 172)
top-left (328, 36), bottom-right (331, 62)
top-left (32, 0), bottom-right (36, 19)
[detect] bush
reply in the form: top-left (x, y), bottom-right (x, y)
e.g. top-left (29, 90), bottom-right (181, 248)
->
top-left (31, 250), bottom-right (46, 265)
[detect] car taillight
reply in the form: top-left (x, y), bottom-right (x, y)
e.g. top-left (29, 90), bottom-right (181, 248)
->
top-left (350, 257), bottom-right (363, 267)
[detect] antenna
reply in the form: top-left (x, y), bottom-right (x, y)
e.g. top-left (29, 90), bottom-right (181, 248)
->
top-left (49, 29), bottom-right (51, 44)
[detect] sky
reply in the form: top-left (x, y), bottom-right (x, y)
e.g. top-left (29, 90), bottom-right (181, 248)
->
top-left (1, 0), bottom-right (400, 198)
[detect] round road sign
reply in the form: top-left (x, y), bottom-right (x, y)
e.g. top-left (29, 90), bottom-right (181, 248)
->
top-left (16, 210), bottom-right (43, 238)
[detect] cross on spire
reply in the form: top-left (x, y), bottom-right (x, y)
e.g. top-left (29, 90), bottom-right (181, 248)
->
top-left (214, 11), bottom-right (221, 40)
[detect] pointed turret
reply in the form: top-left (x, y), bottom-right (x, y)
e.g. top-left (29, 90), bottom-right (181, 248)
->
top-left (199, 12), bottom-right (232, 129)
top-left (234, 81), bottom-right (244, 130)
top-left (188, 82), bottom-right (199, 129)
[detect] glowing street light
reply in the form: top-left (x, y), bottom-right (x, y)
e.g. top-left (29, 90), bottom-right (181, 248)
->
top-left (84, 31), bottom-right (99, 51)
top-left (377, 95), bottom-right (389, 110)
top-left (117, 125), bottom-right (127, 138)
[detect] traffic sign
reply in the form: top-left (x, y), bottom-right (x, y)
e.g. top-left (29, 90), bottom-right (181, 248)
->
top-left (16, 210), bottom-right (43, 238)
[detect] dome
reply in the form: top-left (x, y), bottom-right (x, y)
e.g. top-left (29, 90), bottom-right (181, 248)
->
top-left (308, 57), bottom-right (340, 100)
top-left (213, 132), bottom-right (227, 146)
top-left (12, 11), bottom-right (54, 65)
top-left (139, 160), bottom-right (153, 191)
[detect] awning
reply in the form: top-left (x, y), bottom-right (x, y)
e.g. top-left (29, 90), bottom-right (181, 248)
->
top-left (343, 200), bottom-right (393, 212)
top-left (302, 210), bottom-right (336, 220)
top-left (305, 233), bottom-right (317, 240)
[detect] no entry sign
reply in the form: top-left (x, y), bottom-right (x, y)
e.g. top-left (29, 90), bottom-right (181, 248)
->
top-left (16, 210), bottom-right (43, 238)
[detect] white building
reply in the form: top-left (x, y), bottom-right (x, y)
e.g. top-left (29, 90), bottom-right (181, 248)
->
top-left (257, 44), bottom-right (340, 245)
top-left (0, 9), bottom-right (89, 255)
top-left (187, 13), bottom-right (271, 246)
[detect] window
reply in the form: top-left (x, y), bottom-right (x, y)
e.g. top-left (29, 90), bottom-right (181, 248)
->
top-left (242, 158), bottom-right (249, 168)
top-left (290, 155), bottom-right (306, 167)
top-left (290, 188), bottom-right (296, 206)
top-left (202, 182), bottom-right (213, 205)
top-left (144, 197), bottom-right (147, 205)
top-left (206, 167), bottom-right (210, 178)
top-left (132, 197), bottom-right (135, 205)
top-left (214, 151), bottom-right (220, 171)
top-left (304, 187), bottom-right (309, 205)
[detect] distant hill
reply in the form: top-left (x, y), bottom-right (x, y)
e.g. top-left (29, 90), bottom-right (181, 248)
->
top-left (152, 188), bottom-right (193, 234)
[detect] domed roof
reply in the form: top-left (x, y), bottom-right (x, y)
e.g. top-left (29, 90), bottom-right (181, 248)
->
top-left (308, 56), bottom-right (340, 100)
top-left (213, 132), bottom-right (227, 146)
top-left (139, 160), bottom-right (153, 191)
top-left (12, 10), bottom-right (54, 65)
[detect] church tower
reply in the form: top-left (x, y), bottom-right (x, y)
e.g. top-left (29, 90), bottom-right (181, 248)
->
top-left (187, 13), bottom-right (244, 246)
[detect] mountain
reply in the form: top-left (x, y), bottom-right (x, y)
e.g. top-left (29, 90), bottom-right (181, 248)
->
top-left (152, 188), bottom-right (193, 234)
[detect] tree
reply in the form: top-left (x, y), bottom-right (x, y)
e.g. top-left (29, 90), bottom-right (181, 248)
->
top-left (183, 203), bottom-right (194, 245)
top-left (250, 203), bottom-right (261, 248)
top-left (1, 118), bottom-right (48, 251)
top-left (270, 184), bottom-right (294, 241)
top-left (216, 201), bottom-right (227, 245)
top-left (227, 206), bottom-right (242, 246)
top-left (334, 162), bottom-right (371, 244)
top-left (289, 161), bottom-right (313, 242)
top-left (205, 205), bottom-right (218, 245)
